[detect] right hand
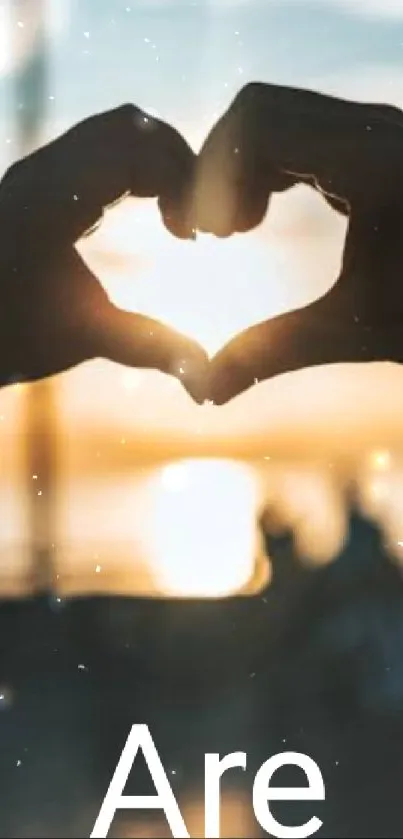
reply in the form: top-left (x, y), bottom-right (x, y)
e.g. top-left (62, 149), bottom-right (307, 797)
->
top-left (194, 83), bottom-right (403, 404)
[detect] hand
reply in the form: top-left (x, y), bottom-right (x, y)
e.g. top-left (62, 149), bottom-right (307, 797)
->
top-left (0, 104), bottom-right (209, 403)
top-left (195, 83), bottom-right (403, 403)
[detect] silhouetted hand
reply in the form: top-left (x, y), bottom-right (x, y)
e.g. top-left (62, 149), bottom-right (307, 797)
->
top-left (0, 104), bottom-right (209, 403)
top-left (196, 83), bottom-right (403, 404)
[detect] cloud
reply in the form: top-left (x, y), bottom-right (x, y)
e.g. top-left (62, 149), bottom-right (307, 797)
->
top-left (138, 0), bottom-right (403, 16)
top-left (274, 0), bottom-right (403, 18)
top-left (325, 0), bottom-right (403, 18)
top-left (311, 64), bottom-right (403, 110)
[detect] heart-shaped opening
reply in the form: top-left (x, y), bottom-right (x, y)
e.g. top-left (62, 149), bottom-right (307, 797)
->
top-left (77, 185), bottom-right (347, 363)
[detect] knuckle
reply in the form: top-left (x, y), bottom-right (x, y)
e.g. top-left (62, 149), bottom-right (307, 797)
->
top-left (234, 81), bottom-right (265, 110)
top-left (1, 160), bottom-right (23, 193)
top-left (117, 102), bottom-right (159, 133)
top-left (116, 102), bottom-right (140, 121)
top-left (0, 159), bottom-right (31, 218)
top-left (98, 103), bottom-right (151, 138)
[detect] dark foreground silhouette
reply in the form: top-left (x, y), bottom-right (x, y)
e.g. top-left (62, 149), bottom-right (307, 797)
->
top-left (197, 83), bottom-right (403, 403)
top-left (1, 505), bottom-right (403, 837)
top-left (0, 103), bottom-right (208, 403)
top-left (3, 84), bottom-right (403, 405)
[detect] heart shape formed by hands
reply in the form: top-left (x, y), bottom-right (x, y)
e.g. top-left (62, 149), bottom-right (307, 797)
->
top-left (1, 84), bottom-right (403, 406)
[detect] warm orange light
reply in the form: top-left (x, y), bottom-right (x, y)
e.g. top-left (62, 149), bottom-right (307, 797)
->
top-left (368, 449), bottom-right (392, 472)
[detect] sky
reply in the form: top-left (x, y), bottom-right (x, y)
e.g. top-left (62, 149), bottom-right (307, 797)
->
top-left (2, 0), bottom-right (403, 592)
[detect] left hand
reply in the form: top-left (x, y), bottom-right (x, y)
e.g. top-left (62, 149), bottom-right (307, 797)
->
top-left (0, 104), bottom-right (209, 403)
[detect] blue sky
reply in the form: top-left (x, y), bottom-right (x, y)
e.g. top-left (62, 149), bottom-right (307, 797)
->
top-left (39, 1), bottom-right (403, 128)
top-left (2, 0), bottom-right (403, 155)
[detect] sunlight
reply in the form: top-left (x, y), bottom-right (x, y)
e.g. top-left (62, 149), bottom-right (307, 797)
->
top-left (369, 449), bottom-right (392, 472)
top-left (144, 458), bottom-right (259, 597)
top-left (78, 197), bottom-right (298, 357)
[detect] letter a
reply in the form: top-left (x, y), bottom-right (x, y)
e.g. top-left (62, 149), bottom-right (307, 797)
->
top-left (90, 724), bottom-right (189, 838)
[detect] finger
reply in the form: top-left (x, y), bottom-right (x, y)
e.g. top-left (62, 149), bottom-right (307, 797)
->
top-left (253, 82), bottom-right (403, 205)
top-left (195, 94), bottom-right (295, 237)
top-left (89, 303), bottom-right (210, 404)
top-left (1, 104), bottom-right (196, 244)
top-left (208, 300), bottom-right (402, 405)
top-left (195, 82), bottom-right (403, 235)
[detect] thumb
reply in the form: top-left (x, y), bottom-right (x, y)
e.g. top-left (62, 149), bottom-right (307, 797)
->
top-left (90, 303), bottom-right (210, 404)
top-left (207, 305), bottom-right (397, 405)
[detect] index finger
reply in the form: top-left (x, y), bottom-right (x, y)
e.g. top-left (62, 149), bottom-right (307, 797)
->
top-left (195, 82), bottom-right (403, 235)
top-left (252, 82), bottom-right (403, 205)
top-left (0, 104), bottom-right (196, 244)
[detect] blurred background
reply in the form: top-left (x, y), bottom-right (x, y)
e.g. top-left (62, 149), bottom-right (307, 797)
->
top-left (2, 1), bottom-right (403, 837)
